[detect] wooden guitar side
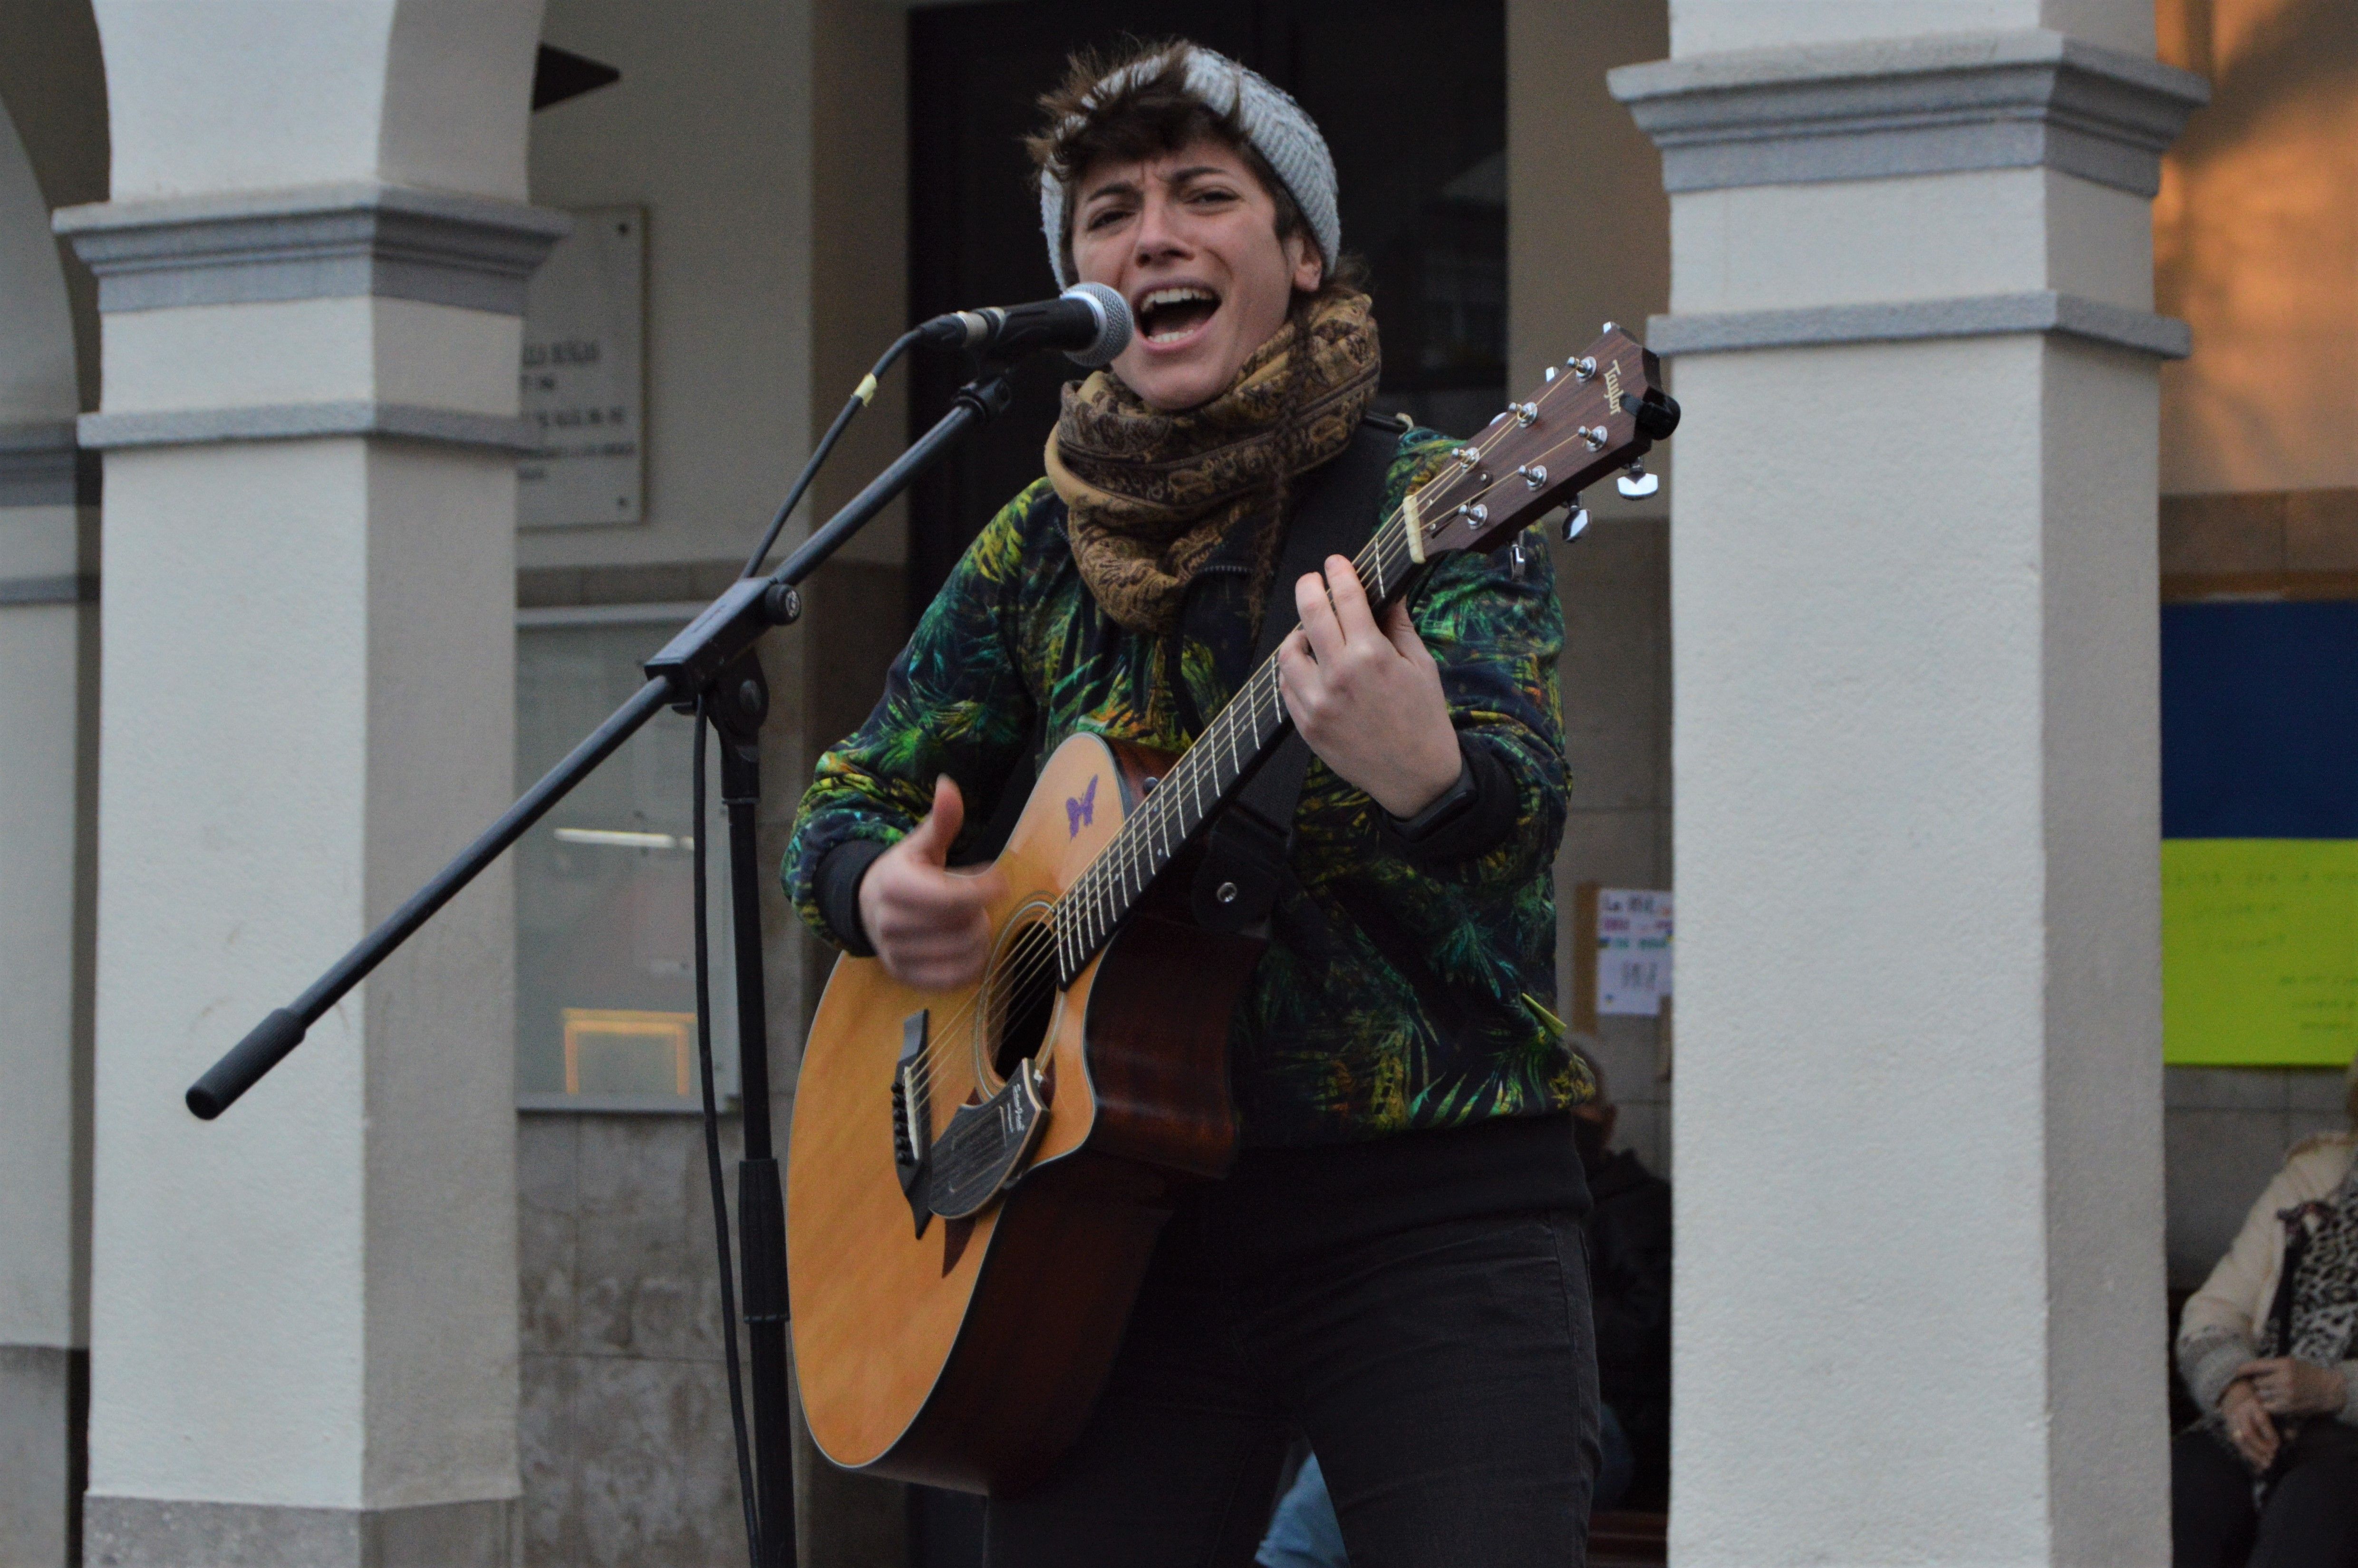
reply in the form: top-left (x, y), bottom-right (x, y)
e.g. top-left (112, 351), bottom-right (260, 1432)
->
top-left (786, 734), bottom-right (1262, 1494)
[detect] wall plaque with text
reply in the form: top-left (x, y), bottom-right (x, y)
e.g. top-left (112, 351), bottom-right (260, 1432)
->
top-left (518, 206), bottom-right (645, 528)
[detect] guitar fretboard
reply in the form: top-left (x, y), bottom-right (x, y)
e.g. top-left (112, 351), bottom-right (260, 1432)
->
top-left (1051, 497), bottom-right (1429, 984)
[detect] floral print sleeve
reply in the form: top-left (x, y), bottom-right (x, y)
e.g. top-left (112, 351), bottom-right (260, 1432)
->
top-left (779, 483), bottom-right (1047, 936)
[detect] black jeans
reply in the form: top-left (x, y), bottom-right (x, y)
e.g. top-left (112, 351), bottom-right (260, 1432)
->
top-left (2173, 1418), bottom-right (2358, 1568)
top-left (983, 1115), bottom-right (1599, 1568)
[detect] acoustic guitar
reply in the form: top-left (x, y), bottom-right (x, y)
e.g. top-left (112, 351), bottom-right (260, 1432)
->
top-left (787, 327), bottom-right (1679, 1493)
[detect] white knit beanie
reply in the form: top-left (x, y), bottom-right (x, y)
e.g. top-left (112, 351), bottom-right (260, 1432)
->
top-left (1038, 46), bottom-right (1340, 290)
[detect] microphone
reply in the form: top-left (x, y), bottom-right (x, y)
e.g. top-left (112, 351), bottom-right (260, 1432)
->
top-left (918, 282), bottom-right (1132, 368)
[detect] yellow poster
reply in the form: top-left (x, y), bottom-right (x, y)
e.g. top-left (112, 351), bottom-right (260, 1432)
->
top-left (2163, 839), bottom-right (2358, 1066)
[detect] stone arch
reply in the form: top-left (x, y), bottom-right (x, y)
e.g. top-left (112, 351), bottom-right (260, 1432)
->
top-left (90, 0), bottom-right (544, 202)
top-left (0, 0), bottom-right (106, 410)
top-left (0, 97), bottom-right (79, 430)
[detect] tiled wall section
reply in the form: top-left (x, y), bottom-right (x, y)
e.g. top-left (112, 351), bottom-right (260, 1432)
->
top-left (519, 1113), bottom-right (749, 1568)
top-left (2164, 1068), bottom-right (2353, 1290)
top-left (2160, 487), bottom-right (2358, 597)
top-left (1551, 519), bottom-right (1673, 1178)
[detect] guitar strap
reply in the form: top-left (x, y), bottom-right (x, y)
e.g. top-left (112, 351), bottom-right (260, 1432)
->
top-left (1189, 416), bottom-right (1411, 935)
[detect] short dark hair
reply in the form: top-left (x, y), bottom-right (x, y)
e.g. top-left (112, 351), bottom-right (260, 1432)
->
top-left (1025, 40), bottom-right (1366, 305)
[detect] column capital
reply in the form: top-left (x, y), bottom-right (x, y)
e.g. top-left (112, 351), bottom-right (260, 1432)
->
top-left (1648, 289), bottom-right (2192, 360)
top-left (1609, 28), bottom-right (2208, 198)
top-left (52, 183), bottom-right (570, 317)
top-left (76, 403), bottom-right (535, 455)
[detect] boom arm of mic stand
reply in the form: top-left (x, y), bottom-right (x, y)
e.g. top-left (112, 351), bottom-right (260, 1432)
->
top-left (763, 368), bottom-right (1010, 595)
top-left (186, 365), bottom-right (1015, 1120)
top-left (185, 675), bottom-right (676, 1119)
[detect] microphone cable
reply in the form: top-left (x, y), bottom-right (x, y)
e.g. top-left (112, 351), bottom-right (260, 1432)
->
top-left (741, 329), bottom-right (924, 580)
top-left (692, 698), bottom-right (765, 1568)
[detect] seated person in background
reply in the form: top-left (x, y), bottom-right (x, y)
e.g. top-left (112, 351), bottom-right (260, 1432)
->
top-left (1256, 1049), bottom-right (1672, 1567)
top-left (2173, 1051), bottom-right (2358, 1568)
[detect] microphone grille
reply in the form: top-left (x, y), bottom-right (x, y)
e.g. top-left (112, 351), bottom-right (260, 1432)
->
top-left (1063, 282), bottom-right (1131, 368)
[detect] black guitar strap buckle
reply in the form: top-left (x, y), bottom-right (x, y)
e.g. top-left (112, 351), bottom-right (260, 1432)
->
top-left (1191, 793), bottom-right (1292, 934)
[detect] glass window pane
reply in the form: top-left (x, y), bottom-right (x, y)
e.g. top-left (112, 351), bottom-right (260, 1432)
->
top-left (515, 615), bottom-right (736, 1109)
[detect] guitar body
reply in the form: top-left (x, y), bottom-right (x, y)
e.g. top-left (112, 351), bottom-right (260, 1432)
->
top-left (787, 732), bottom-right (1263, 1494)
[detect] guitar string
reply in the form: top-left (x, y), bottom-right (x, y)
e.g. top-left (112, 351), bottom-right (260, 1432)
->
top-left (897, 513), bottom-right (1435, 1103)
top-left (898, 369), bottom-right (1638, 1096)
top-left (901, 402), bottom-right (1623, 1103)
top-left (898, 509), bottom-right (1419, 1098)
top-left (1049, 379), bottom-right (1620, 957)
top-left (899, 384), bottom-right (1630, 1101)
top-left (897, 530), bottom-right (1405, 1102)
top-left (900, 505), bottom-right (1420, 1096)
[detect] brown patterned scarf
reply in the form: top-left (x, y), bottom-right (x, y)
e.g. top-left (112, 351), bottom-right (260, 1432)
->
top-left (1046, 290), bottom-right (1381, 634)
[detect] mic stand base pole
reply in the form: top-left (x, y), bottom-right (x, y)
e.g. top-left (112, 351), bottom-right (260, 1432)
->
top-left (697, 366), bottom-right (1011, 1568)
top-left (711, 655), bottom-right (796, 1568)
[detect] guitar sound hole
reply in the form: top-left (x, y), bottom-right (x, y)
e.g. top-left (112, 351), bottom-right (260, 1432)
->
top-left (986, 924), bottom-right (1061, 1084)
top-left (987, 920), bottom-right (1060, 1081)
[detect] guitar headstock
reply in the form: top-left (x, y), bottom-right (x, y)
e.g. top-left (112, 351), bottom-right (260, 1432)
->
top-left (1404, 324), bottom-right (1679, 561)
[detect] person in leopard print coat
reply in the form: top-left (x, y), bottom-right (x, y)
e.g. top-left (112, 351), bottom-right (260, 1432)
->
top-left (2171, 1052), bottom-right (2358, 1568)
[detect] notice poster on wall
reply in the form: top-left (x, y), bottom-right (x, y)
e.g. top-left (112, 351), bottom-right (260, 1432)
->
top-left (2163, 839), bottom-right (2358, 1066)
top-left (518, 206), bottom-right (645, 528)
top-left (1596, 888), bottom-right (1673, 1017)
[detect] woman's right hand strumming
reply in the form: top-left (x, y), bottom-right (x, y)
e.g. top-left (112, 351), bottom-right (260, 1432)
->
top-left (857, 775), bottom-right (1007, 991)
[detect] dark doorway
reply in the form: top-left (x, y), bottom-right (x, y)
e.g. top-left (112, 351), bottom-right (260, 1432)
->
top-left (905, 0), bottom-right (1508, 619)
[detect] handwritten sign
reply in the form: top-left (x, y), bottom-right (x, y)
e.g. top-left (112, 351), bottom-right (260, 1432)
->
top-left (518, 206), bottom-right (644, 528)
top-left (2164, 838), bottom-right (2358, 1066)
top-left (1597, 888), bottom-right (1673, 1017)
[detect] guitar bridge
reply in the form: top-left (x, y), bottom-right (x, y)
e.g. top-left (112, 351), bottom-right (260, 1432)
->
top-left (892, 1010), bottom-right (934, 1237)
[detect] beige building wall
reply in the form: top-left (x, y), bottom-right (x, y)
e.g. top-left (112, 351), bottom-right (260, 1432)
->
top-left (1509, 0), bottom-right (1676, 1172)
top-left (514, 1), bottom-right (912, 1561)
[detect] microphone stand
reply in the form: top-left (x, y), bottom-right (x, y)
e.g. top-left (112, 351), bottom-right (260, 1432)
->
top-left (186, 360), bottom-right (1018, 1568)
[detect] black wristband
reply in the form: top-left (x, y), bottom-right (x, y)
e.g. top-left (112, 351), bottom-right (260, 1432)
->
top-left (1387, 756), bottom-right (1478, 843)
top-left (1379, 739), bottom-right (1517, 862)
top-left (814, 839), bottom-right (890, 957)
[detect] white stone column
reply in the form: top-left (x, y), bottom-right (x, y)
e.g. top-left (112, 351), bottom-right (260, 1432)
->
top-left (57, 5), bottom-right (562, 1563)
top-left (1611, 7), bottom-right (2204, 1564)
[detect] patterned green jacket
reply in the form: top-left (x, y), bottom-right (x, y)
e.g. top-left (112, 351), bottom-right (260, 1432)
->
top-left (782, 426), bottom-right (1589, 1146)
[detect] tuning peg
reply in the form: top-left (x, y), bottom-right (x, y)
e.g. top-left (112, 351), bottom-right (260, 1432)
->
top-left (1616, 461), bottom-right (1659, 499)
top-left (1602, 320), bottom-right (1619, 334)
top-left (1561, 495), bottom-right (1590, 543)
